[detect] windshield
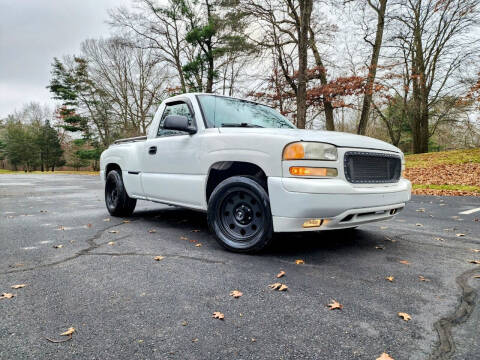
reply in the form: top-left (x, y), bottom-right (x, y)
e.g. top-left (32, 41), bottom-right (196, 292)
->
top-left (197, 95), bottom-right (296, 129)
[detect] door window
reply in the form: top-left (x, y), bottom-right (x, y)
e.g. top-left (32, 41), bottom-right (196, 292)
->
top-left (157, 102), bottom-right (194, 137)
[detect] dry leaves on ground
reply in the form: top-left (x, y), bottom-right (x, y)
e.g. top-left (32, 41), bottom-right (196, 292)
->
top-left (398, 312), bottom-right (411, 321)
top-left (399, 260), bottom-right (410, 265)
top-left (376, 353), bottom-right (395, 360)
top-left (419, 276), bottom-right (430, 282)
top-left (212, 312), bottom-right (224, 320)
top-left (230, 290), bottom-right (243, 298)
top-left (109, 230), bottom-right (118, 234)
top-left (148, 229), bottom-right (157, 233)
top-left (456, 233), bottom-right (466, 237)
top-left (415, 223), bottom-right (423, 227)
top-left (195, 243), bottom-right (202, 247)
top-left (107, 241), bottom-right (115, 246)
top-left (0, 293), bottom-right (15, 299)
top-left (471, 249), bottom-right (480, 253)
top-left (154, 256), bottom-right (165, 261)
top-left (375, 245), bottom-right (385, 250)
top-left (295, 259), bottom-right (305, 265)
top-left (468, 260), bottom-right (480, 265)
top-left (269, 283), bottom-right (288, 291)
top-left (327, 300), bottom-right (343, 310)
top-left (385, 276), bottom-right (394, 282)
top-left (103, 218), bottom-right (111, 222)
top-left (474, 275), bottom-right (480, 279)
top-left (11, 284), bottom-right (26, 289)
top-left (53, 244), bottom-right (63, 249)
top-left (46, 327), bottom-right (75, 343)
top-left (276, 270), bottom-right (286, 278)
top-left (86, 223), bottom-right (92, 228)
top-left (180, 236), bottom-right (188, 241)
top-left (435, 237), bottom-right (445, 241)
top-left (122, 220), bottom-right (130, 223)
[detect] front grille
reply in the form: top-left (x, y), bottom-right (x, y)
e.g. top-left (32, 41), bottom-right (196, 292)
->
top-left (344, 151), bottom-right (401, 184)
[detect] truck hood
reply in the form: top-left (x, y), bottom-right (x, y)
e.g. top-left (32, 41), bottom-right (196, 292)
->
top-left (218, 128), bottom-right (400, 153)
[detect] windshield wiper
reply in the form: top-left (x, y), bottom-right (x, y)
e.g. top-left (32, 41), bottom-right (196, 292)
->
top-left (221, 123), bottom-right (264, 128)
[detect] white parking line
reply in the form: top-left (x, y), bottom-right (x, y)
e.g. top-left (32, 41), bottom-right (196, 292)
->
top-left (460, 207), bottom-right (480, 215)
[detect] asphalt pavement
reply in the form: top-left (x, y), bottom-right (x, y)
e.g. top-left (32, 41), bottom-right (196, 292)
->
top-left (1, 174), bottom-right (479, 360)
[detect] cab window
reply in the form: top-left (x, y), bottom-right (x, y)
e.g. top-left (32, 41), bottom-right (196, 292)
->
top-left (157, 101), bottom-right (194, 137)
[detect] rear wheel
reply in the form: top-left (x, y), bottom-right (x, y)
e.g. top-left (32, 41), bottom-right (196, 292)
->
top-left (105, 169), bottom-right (136, 217)
top-left (207, 176), bottom-right (273, 253)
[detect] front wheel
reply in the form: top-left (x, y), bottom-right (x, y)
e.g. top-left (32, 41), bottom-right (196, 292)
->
top-left (207, 176), bottom-right (273, 253)
top-left (105, 169), bottom-right (137, 217)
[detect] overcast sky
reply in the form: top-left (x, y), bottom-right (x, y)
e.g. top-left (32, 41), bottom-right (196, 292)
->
top-left (0, 0), bottom-right (131, 118)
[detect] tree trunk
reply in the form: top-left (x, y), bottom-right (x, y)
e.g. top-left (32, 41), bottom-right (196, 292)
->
top-left (309, 27), bottom-right (334, 130)
top-left (296, 0), bottom-right (313, 129)
top-left (357, 0), bottom-right (387, 135)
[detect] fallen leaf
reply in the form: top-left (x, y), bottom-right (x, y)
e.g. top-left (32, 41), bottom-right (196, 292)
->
top-left (154, 256), bottom-right (165, 261)
top-left (195, 243), bottom-right (202, 247)
top-left (416, 208), bottom-right (425, 212)
top-left (399, 260), bottom-right (410, 265)
top-left (435, 237), bottom-right (445, 241)
top-left (180, 236), bottom-right (188, 241)
top-left (276, 270), bottom-right (286, 278)
top-left (107, 241), bottom-right (115, 246)
top-left (181, 321), bottom-right (187, 326)
top-left (103, 218), bottom-right (111, 222)
top-left (189, 239), bottom-right (197, 243)
top-left (251, 338), bottom-right (256, 342)
top-left (212, 312), bottom-right (224, 320)
top-left (474, 275), bottom-right (480, 279)
top-left (0, 293), bottom-right (15, 299)
top-left (109, 230), bottom-right (118, 234)
top-left (385, 276), bottom-right (394, 282)
top-left (58, 226), bottom-right (65, 230)
top-left (385, 236), bottom-right (397, 242)
top-left (471, 249), bottom-right (480, 253)
top-left (375, 245), bottom-right (385, 250)
top-left (86, 223), bottom-right (92, 228)
top-left (191, 229), bottom-right (201, 233)
top-left (53, 244), bottom-right (63, 249)
top-left (456, 233), bottom-right (466, 237)
top-left (295, 259), bottom-right (305, 265)
top-left (230, 290), bottom-right (243, 298)
top-left (60, 327), bottom-right (75, 336)
top-left (148, 229), bottom-right (157, 233)
top-left (269, 283), bottom-right (288, 291)
top-left (192, 338), bottom-right (199, 343)
top-left (11, 284), bottom-right (26, 289)
top-left (327, 300), bottom-right (343, 310)
top-left (380, 226), bottom-right (388, 230)
top-left (419, 276), bottom-right (430, 282)
top-left (398, 312), bottom-right (411, 321)
top-left (415, 223), bottom-right (423, 227)
top-left (122, 220), bottom-right (130, 223)
top-left (468, 260), bottom-right (480, 265)
top-left (376, 353), bottom-right (394, 360)
top-left (9, 263), bottom-right (23, 268)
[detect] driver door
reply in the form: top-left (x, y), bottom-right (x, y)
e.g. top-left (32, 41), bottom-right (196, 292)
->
top-left (141, 100), bottom-right (204, 208)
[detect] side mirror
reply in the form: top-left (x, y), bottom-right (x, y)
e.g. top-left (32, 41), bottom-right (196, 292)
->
top-left (163, 115), bottom-right (197, 134)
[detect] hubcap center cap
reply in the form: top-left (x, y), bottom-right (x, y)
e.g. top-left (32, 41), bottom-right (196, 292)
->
top-left (234, 205), bottom-right (253, 225)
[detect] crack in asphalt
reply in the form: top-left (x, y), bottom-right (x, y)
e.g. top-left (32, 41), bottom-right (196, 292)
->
top-left (85, 252), bottom-right (225, 264)
top-left (428, 267), bottom-right (480, 360)
top-left (0, 222), bottom-right (126, 275)
top-left (1, 221), bottom-right (225, 276)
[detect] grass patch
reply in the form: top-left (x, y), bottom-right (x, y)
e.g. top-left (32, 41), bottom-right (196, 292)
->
top-left (405, 148), bottom-right (480, 168)
top-left (413, 184), bottom-right (480, 193)
top-left (0, 170), bottom-right (99, 176)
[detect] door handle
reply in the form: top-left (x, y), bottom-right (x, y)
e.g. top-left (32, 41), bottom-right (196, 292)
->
top-left (148, 146), bottom-right (157, 155)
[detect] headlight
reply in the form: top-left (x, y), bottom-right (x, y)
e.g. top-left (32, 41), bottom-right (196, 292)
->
top-left (283, 142), bottom-right (337, 161)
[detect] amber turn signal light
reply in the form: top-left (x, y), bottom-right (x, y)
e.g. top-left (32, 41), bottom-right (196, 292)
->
top-left (283, 143), bottom-right (305, 160)
top-left (289, 167), bottom-right (338, 177)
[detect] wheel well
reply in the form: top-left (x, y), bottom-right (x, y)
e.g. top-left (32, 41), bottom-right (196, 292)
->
top-left (105, 163), bottom-right (122, 179)
top-left (206, 161), bottom-right (268, 203)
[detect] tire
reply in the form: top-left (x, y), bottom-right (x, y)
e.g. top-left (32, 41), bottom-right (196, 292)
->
top-left (207, 176), bottom-right (273, 253)
top-left (105, 169), bottom-right (137, 217)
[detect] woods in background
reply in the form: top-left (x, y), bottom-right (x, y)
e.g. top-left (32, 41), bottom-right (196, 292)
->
top-left (2, 0), bottom-right (480, 171)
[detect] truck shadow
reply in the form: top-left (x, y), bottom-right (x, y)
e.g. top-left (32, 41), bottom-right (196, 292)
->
top-left (133, 206), bottom-right (382, 257)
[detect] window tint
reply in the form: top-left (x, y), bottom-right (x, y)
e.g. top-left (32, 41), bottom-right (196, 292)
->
top-left (157, 102), bottom-right (194, 137)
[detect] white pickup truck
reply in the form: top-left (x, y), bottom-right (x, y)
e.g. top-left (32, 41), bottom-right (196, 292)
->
top-left (100, 93), bottom-right (411, 252)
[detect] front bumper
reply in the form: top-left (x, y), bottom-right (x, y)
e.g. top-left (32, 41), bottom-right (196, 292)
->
top-left (268, 177), bottom-right (411, 232)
